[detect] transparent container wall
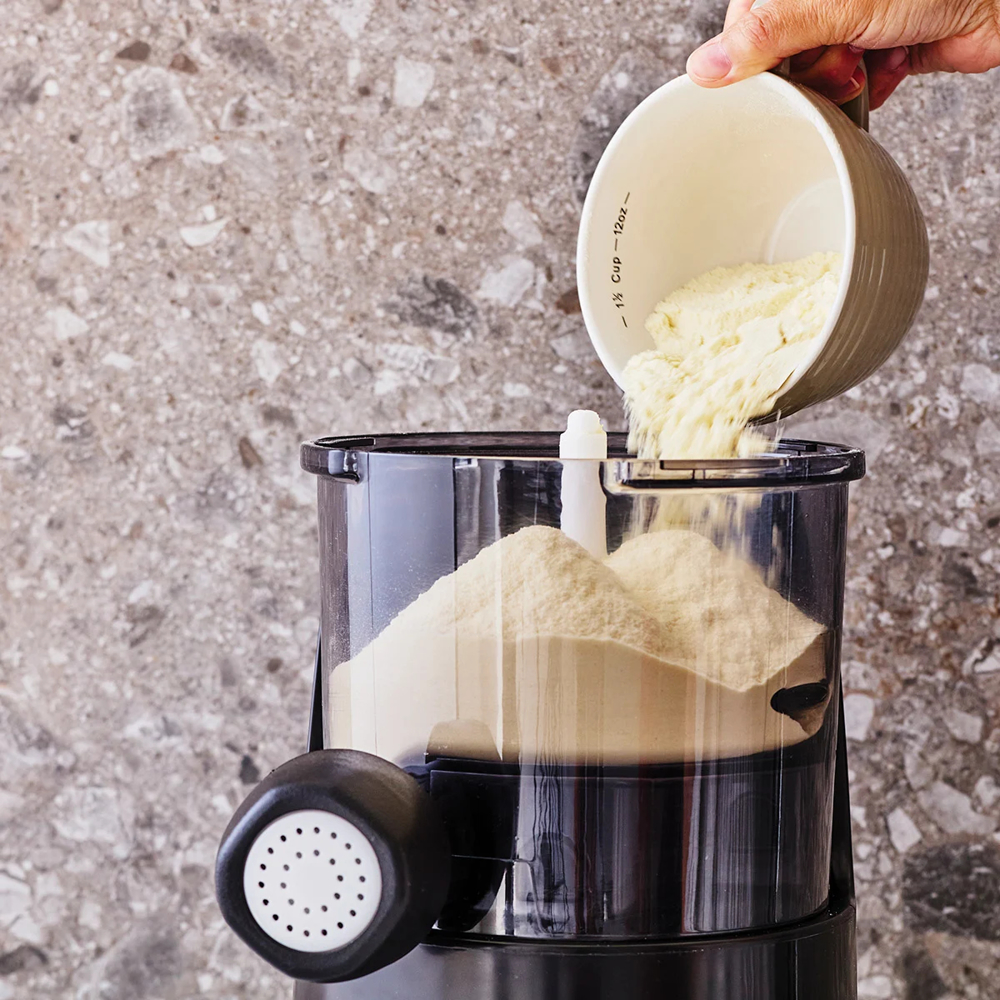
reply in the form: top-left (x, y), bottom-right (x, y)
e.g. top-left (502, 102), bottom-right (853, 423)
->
top-left (303, 434), bottom-right (863, 941)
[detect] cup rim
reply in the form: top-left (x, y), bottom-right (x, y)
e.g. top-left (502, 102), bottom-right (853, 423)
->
top-left (576, 72), bottom-right (857, 395)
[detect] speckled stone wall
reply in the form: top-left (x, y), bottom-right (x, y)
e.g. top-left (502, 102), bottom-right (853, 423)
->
top-left (1, 1), bottom-right (999, 998)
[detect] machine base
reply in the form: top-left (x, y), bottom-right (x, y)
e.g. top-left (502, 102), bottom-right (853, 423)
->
top-left (295, 899), bottom-right (856, 1000)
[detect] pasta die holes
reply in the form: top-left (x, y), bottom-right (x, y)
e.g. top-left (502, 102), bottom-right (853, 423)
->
top-left (242, 809), bottom-right (383, 953)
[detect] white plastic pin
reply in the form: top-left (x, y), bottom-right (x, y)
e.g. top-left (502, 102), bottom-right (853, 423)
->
top-left (559, 410), bottom-right (608, 559)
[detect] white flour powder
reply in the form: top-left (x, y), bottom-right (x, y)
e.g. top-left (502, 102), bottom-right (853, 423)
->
top-left (330, 525), bottom-right (827, 764)
top-left (606, 530), bottom-right (824, 692)
top-left (623, 252), bottom-right (843, 459)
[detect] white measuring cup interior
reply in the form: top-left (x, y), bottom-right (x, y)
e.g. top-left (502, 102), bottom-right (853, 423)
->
top-left (577, 73), bottom-right (852, 387)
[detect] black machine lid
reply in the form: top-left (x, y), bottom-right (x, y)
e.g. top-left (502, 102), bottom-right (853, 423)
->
top-left (301, 433), bottom-right (864, 490)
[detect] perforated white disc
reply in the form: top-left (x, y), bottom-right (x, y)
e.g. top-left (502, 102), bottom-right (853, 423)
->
top-left (244, 809), bottom-right (383, 952)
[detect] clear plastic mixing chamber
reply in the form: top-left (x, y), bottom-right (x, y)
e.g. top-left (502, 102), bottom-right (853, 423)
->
top-left (301, 434), bottom-right (863, 941)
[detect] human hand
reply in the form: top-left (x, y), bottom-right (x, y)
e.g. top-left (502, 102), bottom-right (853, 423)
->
top-left (687, 0), bottom-right (1000, 109)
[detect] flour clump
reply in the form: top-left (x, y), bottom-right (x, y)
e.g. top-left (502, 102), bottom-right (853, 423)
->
top-left (623, 252), bottom-right (843, 459)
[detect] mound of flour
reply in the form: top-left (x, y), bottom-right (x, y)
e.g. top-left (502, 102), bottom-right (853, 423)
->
top-left (605, 529), bottom-right (824, 693)
top-left (329, 525), bottom-right (827, 764)
top-left (381, 523), bottom-right (668, 654)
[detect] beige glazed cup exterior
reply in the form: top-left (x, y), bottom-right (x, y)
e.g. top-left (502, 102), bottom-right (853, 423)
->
top-left (771, 84), bottom-right (929, 418)
top-left (576, 73), bottom-right (930, 421)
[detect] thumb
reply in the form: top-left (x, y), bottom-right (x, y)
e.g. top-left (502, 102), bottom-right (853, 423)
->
top-left (687, 0), bottom-right (862, 85)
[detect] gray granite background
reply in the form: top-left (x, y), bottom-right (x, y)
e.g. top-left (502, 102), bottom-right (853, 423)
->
top-left (1, 1), bottom-right (999, 997)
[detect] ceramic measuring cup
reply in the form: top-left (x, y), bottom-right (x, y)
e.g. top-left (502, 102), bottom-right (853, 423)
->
top-left (576, 68), bottom-right (929, 420)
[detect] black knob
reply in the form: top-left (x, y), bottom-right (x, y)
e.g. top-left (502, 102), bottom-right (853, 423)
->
top-left (215, 749), bottom-right (451, 983)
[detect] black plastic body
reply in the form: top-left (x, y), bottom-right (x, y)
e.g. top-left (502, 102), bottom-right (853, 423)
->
top-left (410, 724), bottom-right (837, 937)
top-left (216, 749), bottom-right (451, 983)
top-left (287, 433), bottom-right (862, 996)
top-left (295, 902), bottom-right (856, 1000)
top-left (292, 656), bottom-right (857, 999)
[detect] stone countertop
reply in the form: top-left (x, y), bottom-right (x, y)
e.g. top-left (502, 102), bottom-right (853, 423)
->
top-left (1, 1), bottom-right (999, 998)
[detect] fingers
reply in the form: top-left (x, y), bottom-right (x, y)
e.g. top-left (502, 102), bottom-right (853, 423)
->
top-left (688, 0), bottom-right (863, 86)
top-left (724, 0), bottom-right (756, 31)
top-left (794, 45), bottom-right (867, 105)
top-left (792, 45), bottom-right (861, 97)
top-left (788, 47), bottom-right (826, 72)
top-left (829, 62), bottom-right (868, 105)
top-left (865, 46), bottom-right (910, 109)
top-left (906, 33), bottom-right (1000, 76)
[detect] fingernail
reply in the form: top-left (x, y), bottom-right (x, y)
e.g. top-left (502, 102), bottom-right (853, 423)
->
top-left (885, 46), bottom-right (909, 72)
top-left (848, 44), bottom-right (865, 55)
top-left (830, 65), bottom-right (866, 102)
top-left (687, 38), bottom-right (733, 82)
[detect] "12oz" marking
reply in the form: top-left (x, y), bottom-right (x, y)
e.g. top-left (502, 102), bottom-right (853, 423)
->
top-left (610, 193), bottom-right (630, 327)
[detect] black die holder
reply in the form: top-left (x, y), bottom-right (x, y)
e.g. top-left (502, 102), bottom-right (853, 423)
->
top-left (216, 636), bottom-right (858, 999)
top-left (215, 636), bottom-right (452, 984)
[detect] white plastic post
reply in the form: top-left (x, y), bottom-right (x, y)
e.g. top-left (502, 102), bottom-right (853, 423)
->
top-left (559, 410), bottom-right (608, 559)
